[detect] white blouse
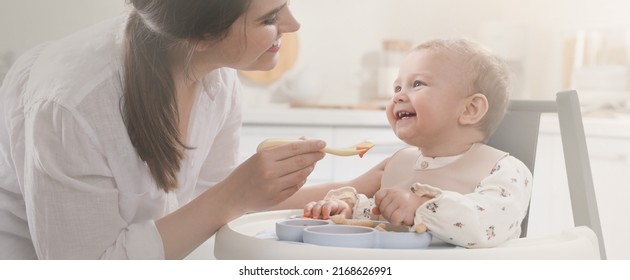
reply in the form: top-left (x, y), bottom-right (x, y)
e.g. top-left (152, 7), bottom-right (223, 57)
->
top-left (0, 15), bottom-right (242, 259)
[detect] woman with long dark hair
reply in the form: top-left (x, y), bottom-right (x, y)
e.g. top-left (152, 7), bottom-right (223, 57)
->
top-left (0, 0), bottom-right (384, 259)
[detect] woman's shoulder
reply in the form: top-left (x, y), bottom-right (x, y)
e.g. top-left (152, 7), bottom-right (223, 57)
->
top-left (22, 17), bottom-right (126, 109)
top-left (203, 68), bottom-right (238, 89)
top-left (200, 67), bottom-right (240, 103)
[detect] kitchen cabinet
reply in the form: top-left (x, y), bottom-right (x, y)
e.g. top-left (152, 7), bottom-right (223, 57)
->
top-left (587, 137), bottom-right (630, 260)
top-left (238, 108), bottom-right (630, 259)
top-left (528, 116), bottom-right (630, 260)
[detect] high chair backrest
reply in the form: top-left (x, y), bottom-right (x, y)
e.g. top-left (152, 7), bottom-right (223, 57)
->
top-left (486, 90), bottom-right (606, 259)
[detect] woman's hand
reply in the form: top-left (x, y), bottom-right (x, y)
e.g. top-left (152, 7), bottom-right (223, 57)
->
top-left (372, 188), bottom-right (428, 226)
top-left (223, 139), bottom-right (326, 213)
top-left (303, 199), bottom-right (352, 220)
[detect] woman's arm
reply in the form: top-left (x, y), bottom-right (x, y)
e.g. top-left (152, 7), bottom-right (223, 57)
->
top-left (157, 139), bottom-right (326, 259)
top-left (25, 96), bottom-right (326, 260)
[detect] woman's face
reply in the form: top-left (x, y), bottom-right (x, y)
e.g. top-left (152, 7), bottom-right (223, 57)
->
top-left (203, 0), bottom-right (300, 71)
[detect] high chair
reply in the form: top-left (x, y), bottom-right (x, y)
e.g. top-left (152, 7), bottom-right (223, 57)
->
top-left (487, 90), bottom-right (606, 259)
top-left (214, 90), bottom-right (605, 260)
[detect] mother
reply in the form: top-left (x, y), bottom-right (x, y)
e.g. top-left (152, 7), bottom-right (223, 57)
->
top-left (0, 0), bottom-right (383, 259)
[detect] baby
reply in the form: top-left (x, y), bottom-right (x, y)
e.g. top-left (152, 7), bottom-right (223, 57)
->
top-left (304, 38), bottom-right (532, 248)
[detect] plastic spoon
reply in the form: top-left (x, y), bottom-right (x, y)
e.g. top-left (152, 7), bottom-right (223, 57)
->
top-left (256, 138), bottom-right (375, 158)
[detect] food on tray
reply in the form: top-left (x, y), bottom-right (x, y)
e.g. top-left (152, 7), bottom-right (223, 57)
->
top-left (375, 223), bottom-right (388, 232)
top-left (330, 215), bottom-right (427, 233)
top-left (256, 138), bottom-right (375, 158)
top-left (330, 215), bottom-right (376, 227)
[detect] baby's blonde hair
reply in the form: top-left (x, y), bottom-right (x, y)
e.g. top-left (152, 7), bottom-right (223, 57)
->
top-left (414, 38), bottom-right (511, 141)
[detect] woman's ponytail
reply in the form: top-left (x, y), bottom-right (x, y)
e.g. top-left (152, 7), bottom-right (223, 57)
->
top-left (122, 11), bottom-right (184, 192)
top-left (121, 0), bottom-right (250, 192)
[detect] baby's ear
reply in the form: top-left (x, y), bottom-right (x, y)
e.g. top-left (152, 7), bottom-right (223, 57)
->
top-left (459, 93), bottom-right (488, 125)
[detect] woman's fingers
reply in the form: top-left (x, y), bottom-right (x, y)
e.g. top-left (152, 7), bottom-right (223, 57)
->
top-left (255, 139), bottom-right (324, 187)
top-left (226, 139), bottom-right (327, 212)
top-left (256, 140), bottom-right (325, 179)
top-left (257, 139), bottom-right (326, 161)
top-left (257, 138), bottom-right (374, 157)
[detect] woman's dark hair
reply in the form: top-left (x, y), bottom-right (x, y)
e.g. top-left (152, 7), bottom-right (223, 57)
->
top-left (123, 0), bottom-right (251, 192)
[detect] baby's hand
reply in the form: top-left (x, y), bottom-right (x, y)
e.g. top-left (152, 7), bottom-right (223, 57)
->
top-left (373, 188), bottom-right (425, 226)
top-left (303, 199), bottom-right (352, 220)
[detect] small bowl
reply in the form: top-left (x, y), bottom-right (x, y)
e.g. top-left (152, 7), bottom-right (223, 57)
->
top-left (376, 231), bottom-right (432, 249)
top-left (302, 225), bottom-right (376, 248)
top-left (372, 222), bottom-right (433, 249)
top-left (275, 219), bottom-right (331, 242)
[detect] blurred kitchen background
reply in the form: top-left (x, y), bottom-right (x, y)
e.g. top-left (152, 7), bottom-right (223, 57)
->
top-left (2, 0), bottom-right (630, 109)
top-left (2, 0), bottom-right (629, 259)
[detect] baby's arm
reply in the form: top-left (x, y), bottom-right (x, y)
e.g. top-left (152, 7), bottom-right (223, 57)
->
top-left (413, 156), bottom-right (533, 248)
top-left (373, 188), bottom-right (433, 227)
top-left (303, 186), bottom-right (378, 220)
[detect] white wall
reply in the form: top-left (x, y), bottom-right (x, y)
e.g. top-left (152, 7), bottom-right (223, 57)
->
top-left (2, 0), bottom-right (630, 104)
top-left (0, 0), bottom-right (127, 52)
top-left (0, 0), bottom-right (128, 78)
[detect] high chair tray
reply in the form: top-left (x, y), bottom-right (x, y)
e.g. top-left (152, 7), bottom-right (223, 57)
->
top-left (214, 209), bottom-right (600, 260)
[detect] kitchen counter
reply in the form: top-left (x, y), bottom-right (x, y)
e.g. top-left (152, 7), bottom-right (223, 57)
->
top-left (243, 107), bottom-right (389, 127)
top-left (244, 107), bottom-right (630, 138)
top-left (539, 114), bottom-right (630, 138)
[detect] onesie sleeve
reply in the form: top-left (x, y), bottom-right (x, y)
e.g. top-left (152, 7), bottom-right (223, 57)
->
top-left (412, 156), bottom-right (533, 248)
top-left (322, 186), bottom-right (377, 220)
top-left (352, 194), bottom-right (376, 220)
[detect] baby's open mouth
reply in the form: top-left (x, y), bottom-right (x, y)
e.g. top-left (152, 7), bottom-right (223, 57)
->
top-left (396, 111), bottom-right (416, 120)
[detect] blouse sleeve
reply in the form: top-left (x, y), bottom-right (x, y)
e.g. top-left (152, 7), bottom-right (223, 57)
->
top-left (412, 156), bottom-right (533, 248)
top-left (194, 70), bottom-right (242, 195)
top-left (24, 100), bottom-right (164, 259)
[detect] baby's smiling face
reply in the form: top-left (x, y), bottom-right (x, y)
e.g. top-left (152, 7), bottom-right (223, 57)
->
top-left (385, 48), bottom-right (474, 149)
